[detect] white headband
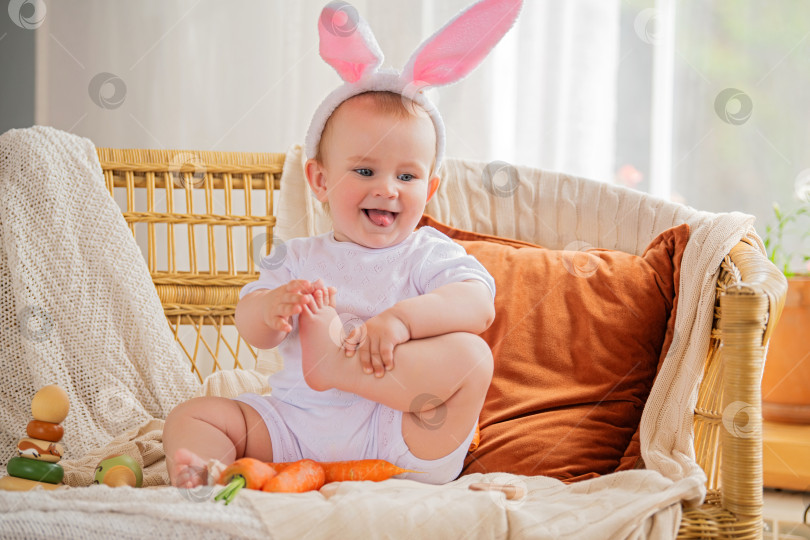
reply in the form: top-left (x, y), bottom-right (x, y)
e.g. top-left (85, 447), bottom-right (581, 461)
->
top-left (304, 0), bottom-right (523, 172)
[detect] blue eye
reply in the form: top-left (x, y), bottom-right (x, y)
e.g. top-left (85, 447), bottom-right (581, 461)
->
top-left (355, 169), bottom-right (373, 177)
top-left (398, 174), bottom-right (415, 182)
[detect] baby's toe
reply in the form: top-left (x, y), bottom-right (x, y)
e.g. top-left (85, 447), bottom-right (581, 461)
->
top-left (173, 468), bottom-right (192, 488)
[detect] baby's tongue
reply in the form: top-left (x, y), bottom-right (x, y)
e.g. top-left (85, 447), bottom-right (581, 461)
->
top-left (366, 209), bottom-right (395, 227)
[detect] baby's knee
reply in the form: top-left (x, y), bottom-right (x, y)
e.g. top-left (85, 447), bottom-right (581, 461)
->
top-left (451, 333), bottom-right (493, 384)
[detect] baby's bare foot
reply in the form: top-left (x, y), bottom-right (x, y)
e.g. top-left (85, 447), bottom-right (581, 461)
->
top-left (299, 286), bottom-right (344, 392)
top-left (171, 448), bottom-right (209, 488)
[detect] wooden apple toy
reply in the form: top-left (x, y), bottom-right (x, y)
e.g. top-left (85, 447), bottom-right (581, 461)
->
top-left (94, 454), bottom-right (143, 488)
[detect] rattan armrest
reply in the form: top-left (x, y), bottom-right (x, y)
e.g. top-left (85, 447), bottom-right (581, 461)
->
top-left (723, 240), bottom-right (789, 345)
top-left (721, 241), bottom-right (787, 527)
top-left (680, 240), bottom-right (787, 539)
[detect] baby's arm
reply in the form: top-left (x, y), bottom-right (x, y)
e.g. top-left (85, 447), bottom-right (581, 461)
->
top-left (235, 279), bottom-right (332, 349)
top-left (344, 280), bottom-right (494, 376)
top-left (388, 279), bottom-right (495, 339)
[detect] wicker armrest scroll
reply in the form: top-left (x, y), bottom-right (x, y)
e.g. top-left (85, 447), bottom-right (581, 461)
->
top-left (681, 240), bottom-right (787, 539)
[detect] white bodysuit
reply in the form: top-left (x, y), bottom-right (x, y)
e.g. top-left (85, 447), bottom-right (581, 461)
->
top-left (235, 226), bottom-right (496, 483)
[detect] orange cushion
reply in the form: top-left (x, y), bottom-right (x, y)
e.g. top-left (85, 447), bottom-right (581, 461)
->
top-left (417, 215), bottom-right (689, 482)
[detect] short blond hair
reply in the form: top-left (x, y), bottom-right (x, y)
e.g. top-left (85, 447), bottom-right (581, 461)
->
top-left (315, 91), bottom-right (430, 163)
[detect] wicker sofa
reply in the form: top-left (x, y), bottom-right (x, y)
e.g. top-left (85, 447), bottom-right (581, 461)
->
top-left (95, 147), bottom-right (787, 539)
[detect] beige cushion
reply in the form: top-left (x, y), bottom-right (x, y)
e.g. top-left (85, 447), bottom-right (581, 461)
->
top-left (196, 348), bottom-right (283, 398)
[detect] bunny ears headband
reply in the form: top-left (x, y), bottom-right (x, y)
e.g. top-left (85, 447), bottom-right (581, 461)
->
top-left (304, 0), bottom-right (523, 171)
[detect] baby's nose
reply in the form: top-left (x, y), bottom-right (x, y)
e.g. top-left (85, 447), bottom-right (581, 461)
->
top-left (373, 178), bottom-right (398, 198)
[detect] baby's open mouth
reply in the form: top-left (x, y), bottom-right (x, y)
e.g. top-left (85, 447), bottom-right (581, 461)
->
top-left (363, 208), bottom-right (398, 227)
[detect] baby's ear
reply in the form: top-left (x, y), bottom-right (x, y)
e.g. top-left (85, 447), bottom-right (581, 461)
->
top-left (426, 175), bottom-right (440, 203)
top-left (304, 159), bottom-right (329, 203)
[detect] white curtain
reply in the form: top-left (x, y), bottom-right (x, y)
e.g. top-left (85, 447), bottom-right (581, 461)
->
top-left (30, 0), bottom-right (619, 379)
top-left (35, 0), bottom-right (620, 182)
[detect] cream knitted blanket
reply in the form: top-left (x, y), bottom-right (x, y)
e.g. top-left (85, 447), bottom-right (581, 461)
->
top-left (0, 126), bottom-right (198, 478)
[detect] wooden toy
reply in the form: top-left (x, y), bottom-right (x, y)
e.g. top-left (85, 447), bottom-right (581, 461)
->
top-left (30, 384), bottom-right (70, 424)
top-left (7, 457), bottom-right (64, 484)
top-left (17, 437), bottom-right (63, 462)
top-left (26, 420), bottom-right (64, 442)
top-left (94, 454), bottom-right (143, 488)
top-left (468, 482), bottom-right (526, 500)
top-left (0, 476), bottom-right (60, 491)
top-left (0, 384), bottom-right (69, 492)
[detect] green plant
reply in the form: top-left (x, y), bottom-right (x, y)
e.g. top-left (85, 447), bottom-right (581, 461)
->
top-left (764, 202), bottom-right (810, 277)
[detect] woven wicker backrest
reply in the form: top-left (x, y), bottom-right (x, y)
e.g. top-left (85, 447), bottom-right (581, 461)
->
top-left (97, 148), bottom-right (285, 382)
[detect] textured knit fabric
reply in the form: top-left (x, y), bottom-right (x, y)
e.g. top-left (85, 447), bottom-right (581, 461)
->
top-left (0, 127), bottom-right (197, 479)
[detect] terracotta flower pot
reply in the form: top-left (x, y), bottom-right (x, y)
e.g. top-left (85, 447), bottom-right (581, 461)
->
top-left (762, 276), bottom-right (810, 423)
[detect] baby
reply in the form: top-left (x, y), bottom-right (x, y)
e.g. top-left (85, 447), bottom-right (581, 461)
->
top-left (163, 0), bottom-right (521, 488)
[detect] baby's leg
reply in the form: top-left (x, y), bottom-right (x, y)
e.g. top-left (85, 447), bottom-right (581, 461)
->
top-left (299, 292), bottom-right (492, 461)
top-left (163, 396), bottom-right (274, 488)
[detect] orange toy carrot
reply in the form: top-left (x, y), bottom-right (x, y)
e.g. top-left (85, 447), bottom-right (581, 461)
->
top-left (265, 461), bottom-right (294, 475)
top-left (469, 424), bottom-right (481, 452)
top-left (218, 457), bottom-right (276, 490)
top-left (262, 459), bottom-right (325, 493)
top-left (319, 459), bottom-right (418, 483)
top-left (266, 459), bottom-right (418, 484)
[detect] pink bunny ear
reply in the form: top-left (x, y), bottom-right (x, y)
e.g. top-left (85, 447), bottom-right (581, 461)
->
top-left (403, 0), bottom-right (522, 87)
top-left (318, 2), bottom-right (384, 83)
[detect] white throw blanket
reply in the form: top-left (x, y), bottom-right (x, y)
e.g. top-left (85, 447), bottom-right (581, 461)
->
top-left (0, 130), bottom-right (764, 539)
top-left (0, 126), bottom-right (198, 476)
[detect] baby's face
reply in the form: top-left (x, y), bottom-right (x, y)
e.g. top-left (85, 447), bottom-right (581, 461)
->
top-left (307, 97), bottom-right (439, 249)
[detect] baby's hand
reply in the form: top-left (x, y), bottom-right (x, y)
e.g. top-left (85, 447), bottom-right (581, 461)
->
top-left (263, 279), bottom-right (322, 333)
top-left (343, 311), bottom-right (410, 378)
